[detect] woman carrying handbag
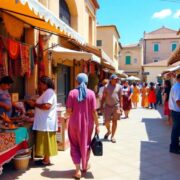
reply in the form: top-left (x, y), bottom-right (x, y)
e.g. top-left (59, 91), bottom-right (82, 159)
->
top-left (66, 73), bottom-right (100, 179)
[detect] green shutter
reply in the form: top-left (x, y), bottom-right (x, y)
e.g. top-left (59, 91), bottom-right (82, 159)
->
top-left (154, 44), bottom-right (159, 52)
top-left (97, 40), bottom-right (102, 46)
top-left (172, 43), bottom-right (177, 51)
top-left (125, 56), bottom-right (131, 64)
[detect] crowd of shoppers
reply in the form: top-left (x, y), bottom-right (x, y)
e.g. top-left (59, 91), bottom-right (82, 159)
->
top-left (2, 71), bottom-right (178, 178)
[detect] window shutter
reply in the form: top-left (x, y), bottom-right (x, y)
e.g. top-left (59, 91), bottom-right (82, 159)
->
top-left (125, 56), bottom-right (131, 64)
top-left (154, 44), bottom-right (159, 52)
top-left (172, 43), bottom-right (177, 51)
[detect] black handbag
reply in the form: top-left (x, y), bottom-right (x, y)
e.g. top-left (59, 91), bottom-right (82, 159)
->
top-left (91, 133), bottom-right (103, 156)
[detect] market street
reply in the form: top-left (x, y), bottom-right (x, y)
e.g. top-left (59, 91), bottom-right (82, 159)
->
top-left (1, 104), bottom-right (180, 180)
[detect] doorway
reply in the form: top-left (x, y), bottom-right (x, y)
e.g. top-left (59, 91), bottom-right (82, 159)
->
top-left (57, 64), bottom-right (70, 105)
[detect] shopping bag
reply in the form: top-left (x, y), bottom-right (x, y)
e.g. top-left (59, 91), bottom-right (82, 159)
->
top-left (90, 133), bottom-right (103, 156)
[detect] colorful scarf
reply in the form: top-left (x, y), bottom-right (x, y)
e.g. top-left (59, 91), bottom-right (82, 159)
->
top-left (76, 73), bottom-right (88, 102)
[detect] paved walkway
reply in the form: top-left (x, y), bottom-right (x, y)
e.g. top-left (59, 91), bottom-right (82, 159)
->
top-left (1, 105), bottom-right (180, 180)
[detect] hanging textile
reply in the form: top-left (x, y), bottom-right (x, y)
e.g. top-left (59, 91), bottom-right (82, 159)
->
top-left (90, 62), bottom-right (95, 74)
top-left (38, 33), bottom-right (44, 62)
top-left (29, 46), bottom-right (35, 72)
top-left (20, 44), bottom-right (31, 77)
top-left (11, 57), bottom-right (21, 77)
top-left (8, 39), bottom-right (20, 60)
top-left (2, 13), bottom-right (24, 39)
top-left (83, 61), bottom-right (88, 73)
top-left (38, 33), bottom-right (45, 77)
top-left (38, 61), bottom-right (45, 78)
top-left (3, 52), bottom-right (8, 76)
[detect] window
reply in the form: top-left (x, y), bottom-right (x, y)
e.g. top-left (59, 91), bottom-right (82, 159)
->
top-left (60, 0), bottom-right (71, 26)
top-left (125, 56), bottom-right (131, 65)
top-left (134, 58), bottom-right (137, 64)
top-left (97, 40), bottom-right (102, 46)
top-left (154, 59), bottom-right (159, 63)
top-left (153, 43), bottom-right (159, 52)
top-left (172, 43), bottom-right (177, 51)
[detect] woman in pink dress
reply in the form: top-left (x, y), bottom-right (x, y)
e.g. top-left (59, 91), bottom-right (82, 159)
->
top-left (66, 73), bottom-right (99, 179)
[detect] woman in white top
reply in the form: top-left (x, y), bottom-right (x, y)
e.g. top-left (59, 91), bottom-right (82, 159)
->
top-left (28, 76), bottom-right (57, 165)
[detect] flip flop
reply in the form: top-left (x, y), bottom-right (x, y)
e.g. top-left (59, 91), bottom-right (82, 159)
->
top-left (111, 138), bottom-right (116, 143)
top-left (35, 160), bottom-right (52, 166)
top-left (73, 173), bottom-right (81, 179)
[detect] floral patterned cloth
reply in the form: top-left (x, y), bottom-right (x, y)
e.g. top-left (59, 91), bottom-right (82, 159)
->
top-left (0, 132), bottom-right (15, 153)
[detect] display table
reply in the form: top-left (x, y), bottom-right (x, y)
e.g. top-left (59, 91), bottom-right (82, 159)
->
top-left (0, 126), bottom-right (30, 174)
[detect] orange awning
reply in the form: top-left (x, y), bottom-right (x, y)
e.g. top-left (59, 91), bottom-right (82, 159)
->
top-left (0, 0), bottom-right (85, 44)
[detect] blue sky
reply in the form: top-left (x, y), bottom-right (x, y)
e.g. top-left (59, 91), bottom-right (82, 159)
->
top-left (97, 0), bottom-right (180, 45)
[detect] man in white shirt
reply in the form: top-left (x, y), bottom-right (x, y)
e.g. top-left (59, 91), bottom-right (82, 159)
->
top-left (169, 74), bottom-right (180, 154)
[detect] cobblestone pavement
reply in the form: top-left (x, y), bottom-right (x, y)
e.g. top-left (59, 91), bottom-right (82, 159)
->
top-left (1, 105), bottom-right (180, 180)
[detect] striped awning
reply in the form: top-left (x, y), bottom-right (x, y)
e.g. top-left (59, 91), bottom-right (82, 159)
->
top-left (0, 0), bottom-right (86, 44)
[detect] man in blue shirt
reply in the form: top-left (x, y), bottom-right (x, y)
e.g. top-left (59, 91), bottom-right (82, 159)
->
top-left (169, 74), bottom-right (180, 154)
top-left (0, 76), bottom-right (14, 117)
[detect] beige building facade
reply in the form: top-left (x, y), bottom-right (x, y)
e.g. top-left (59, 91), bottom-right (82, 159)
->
top-left (96, 25), bottom-right (121, 70)
top-left (119, 43), bottom-right (143, 79)
top-left (142, 26), bottom-right (180, 83)
top-left (143, 26), bottom-right (180, 64)
top-left (40, 0), bottom-right (99, 47)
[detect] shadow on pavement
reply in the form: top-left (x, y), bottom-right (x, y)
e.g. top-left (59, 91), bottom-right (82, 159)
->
top-left (41, 168), bottom-right (94, 179)
top-left (139, 115), bottom-right (180, 179)
top-left (0, 160), bottom-right (33, 180)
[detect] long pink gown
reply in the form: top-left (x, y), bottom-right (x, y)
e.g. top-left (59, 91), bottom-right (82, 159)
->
top-left (66, 89), bottom-right (96, 170)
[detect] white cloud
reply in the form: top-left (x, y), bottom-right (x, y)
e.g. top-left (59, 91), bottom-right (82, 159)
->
top-left (152, 9), bottom-right (172, 19)
top-left (173, 10), bottom-right (180, 18)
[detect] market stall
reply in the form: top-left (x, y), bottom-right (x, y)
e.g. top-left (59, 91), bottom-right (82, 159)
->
top-left (0, 121), bottom-right (33, 174)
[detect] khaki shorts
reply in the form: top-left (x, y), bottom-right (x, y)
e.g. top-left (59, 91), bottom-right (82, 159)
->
top-left (104, 105), bottom-right (121, 121)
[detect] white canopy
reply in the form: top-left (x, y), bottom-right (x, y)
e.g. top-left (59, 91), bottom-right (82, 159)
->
top-left (101, 49), bottom-right (116, 70)
top-left (49, 46), bottom-right (101, 64)
top-left (162, 65), bottom-right (180, 76)
top-left (126, 76), bottom-right (140, 81)
top-left (166, 65), bottom-right (180, 72)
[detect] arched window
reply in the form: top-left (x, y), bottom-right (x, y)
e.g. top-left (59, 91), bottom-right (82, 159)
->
top-left (60, 0), bottom-right (71, 26)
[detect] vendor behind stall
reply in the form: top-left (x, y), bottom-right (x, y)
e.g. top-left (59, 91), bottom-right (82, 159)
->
top-left (0, 76), bottom-right (14, 117)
